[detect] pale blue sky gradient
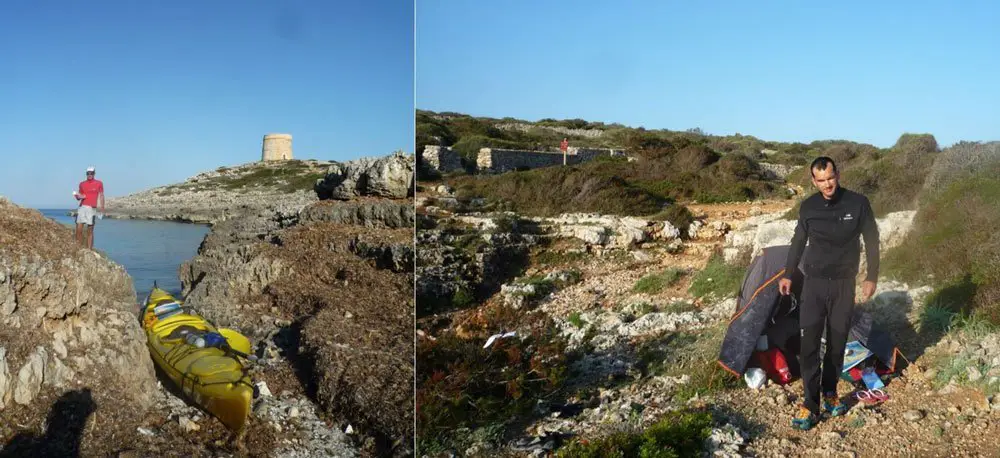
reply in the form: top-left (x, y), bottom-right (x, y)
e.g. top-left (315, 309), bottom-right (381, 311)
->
top-left (417, 1), bottom-right (998, 148)
top-left (2, 1), bottom-right (414, 208)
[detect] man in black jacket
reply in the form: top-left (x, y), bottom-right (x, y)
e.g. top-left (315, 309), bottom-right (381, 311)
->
top-left (779, 156), bottom-right (879, 430)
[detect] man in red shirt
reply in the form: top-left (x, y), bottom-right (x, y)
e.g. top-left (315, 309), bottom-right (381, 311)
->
top-left (74, 166), bottom-right (105, 249)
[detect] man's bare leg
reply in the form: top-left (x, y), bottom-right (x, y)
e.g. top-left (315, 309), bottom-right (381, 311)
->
top-left (86, 225), bottom-right (94, 249)
top-left (75, 223), bottom-right (84, 247)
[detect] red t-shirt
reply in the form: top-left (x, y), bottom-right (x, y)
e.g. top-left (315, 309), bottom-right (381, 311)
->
top-left (78, 179), bottom-right (104, 207)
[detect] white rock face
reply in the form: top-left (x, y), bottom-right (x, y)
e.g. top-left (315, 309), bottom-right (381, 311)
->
top-left (530, 213), bottom-right (681, 248)
top-left (14, 346), bottom-right (46, 405)
top-left (317, 152), bottom-right (414, 200)
top-left (0, 348), bottom-right (11, 409)
top-left (723, 210), bottom-right (917, 265)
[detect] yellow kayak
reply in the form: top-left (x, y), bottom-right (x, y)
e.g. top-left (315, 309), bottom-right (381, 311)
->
top-left (141, 286), bottom-right (254, 432)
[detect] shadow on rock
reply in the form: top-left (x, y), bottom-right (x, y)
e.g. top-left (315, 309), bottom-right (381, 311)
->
top-left (1, 388), bottom-right (97, 458)
top-left (865, 282), bottom-right (948, 365)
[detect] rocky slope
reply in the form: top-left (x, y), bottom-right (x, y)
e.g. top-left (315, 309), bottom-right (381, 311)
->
top-left (104, 159), bottom-right (334, 224)
top-left (0, 197), bottom-right (159, 455)
top-left (415, 182), bottom-right (1000, 457)
top-left (177, 152), bottom-right (416, 457)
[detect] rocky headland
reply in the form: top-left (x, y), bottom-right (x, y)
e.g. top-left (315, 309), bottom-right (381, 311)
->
top-left (1, 151), bottom-right (415, 457)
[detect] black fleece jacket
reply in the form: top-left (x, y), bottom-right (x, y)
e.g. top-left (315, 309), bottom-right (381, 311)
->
top-left (784, 187), bottom-right (880, 282)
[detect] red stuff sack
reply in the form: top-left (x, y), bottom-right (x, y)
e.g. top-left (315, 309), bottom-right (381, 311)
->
top-left (848, 366), bottom-right (864, 381)
top-left (756, 348), bottom-right (792, 385)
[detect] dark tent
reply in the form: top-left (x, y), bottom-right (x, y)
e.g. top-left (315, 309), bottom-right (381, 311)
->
top-left (718, 245), bottom-right (907, 379)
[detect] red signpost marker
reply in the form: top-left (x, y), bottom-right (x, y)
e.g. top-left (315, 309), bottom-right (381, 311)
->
top-left (560, 138), bottom-right (569, 165)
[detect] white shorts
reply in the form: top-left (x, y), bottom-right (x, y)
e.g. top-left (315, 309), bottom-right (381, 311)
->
top-left (77, 206), bottom-right (97, 225)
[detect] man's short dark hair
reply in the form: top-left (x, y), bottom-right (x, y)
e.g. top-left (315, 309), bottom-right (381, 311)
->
top-left (810, 156), bottom-right (837, 176)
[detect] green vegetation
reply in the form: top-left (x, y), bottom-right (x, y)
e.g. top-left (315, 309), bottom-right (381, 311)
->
top-left (417, 109), bottom-right (852, 168)
top-left (883, 165), bottom-right (1000, 324)
top-left (555, 408), bottom-right (713, 458)
top-left (633, 268), bottom-right (685, 294)
top-left (568, 311), bottom-right (585, 328)
top-left (785, 133), bottom-right (939, 216)
top-left (688, 256), bottom-right (746, 300)
top-left (919, 305), bottom-right (955, 335)
top-left (419, 110), bottom-right (811, 214)
top-left (451, 287), bottom-right (475, 309)
top-left (451, 160), bottom-right (669, 217)
top-left (448, 151), bottom-right (779, 219)
top-left (190, 160), bottom-right (327, 193)
top-left (534, 249), bottom-right (587, 266)
top-left (663, 300), bottom-right (696, 315)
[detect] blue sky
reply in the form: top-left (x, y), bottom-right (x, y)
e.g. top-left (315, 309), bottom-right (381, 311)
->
top-left (417, 1), bottom-right (999, 149)
top-left (1, 1), bottom-right (413, 208)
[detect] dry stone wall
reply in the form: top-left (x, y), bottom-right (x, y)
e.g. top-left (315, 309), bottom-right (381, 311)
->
top-left (421, 145), bottom-right (463, 173)
top-left (476, 147), bottom-right (624, 173)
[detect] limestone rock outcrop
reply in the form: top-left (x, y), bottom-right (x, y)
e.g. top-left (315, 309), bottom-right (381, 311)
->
top-left (0, 198), bottom-right (157, 448)
top-left (315, 152), bottom-right (414, 200)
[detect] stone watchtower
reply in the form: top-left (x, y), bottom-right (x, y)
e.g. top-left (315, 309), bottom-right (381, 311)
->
top-left (261, 133), bottom-right (293, 162)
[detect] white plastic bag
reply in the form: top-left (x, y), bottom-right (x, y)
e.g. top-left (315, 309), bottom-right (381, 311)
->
top-left (744, 368), bottom-right (766, 390)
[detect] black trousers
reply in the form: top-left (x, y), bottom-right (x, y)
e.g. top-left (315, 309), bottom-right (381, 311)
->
top-left (799, 276), bottom-right (855, 415)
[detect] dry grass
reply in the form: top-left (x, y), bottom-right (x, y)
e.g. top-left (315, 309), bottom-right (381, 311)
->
top-left (0, 200), bottom-right (80, 260)
top-left (253, 220), bottom-right (415, 454)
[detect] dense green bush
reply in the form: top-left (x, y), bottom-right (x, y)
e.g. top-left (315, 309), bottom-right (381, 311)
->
top-left (883, 165), bottom-right (1000, 324)
top-left (451, 162), bottom-right (669, 216)
top-left (785, 133), bottom-right (938, 216)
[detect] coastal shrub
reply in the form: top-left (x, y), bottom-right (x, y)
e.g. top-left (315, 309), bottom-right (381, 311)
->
top-left (554, 408), bottom-right (713, 458)
top-left (451, 135), bottom-right (532, 162)
top-left (672, 144), bottom-right (720, 173)
top-left (883, 167), bottom-right (1000, 324)
top-left (688, 255), bottom-right (746, 300)
top-left (451, 163), bottom-right (667, 217)
top-left (784, 134), bottom-right (936, 210)
top-left (449, 153), bottom-right (777, 217)
top-left (198, 161), bottom-right (324, 192)
top-left (416, 310), bottom-right (569, 454)
top-left (921, 141), bottom-right (1000, 198)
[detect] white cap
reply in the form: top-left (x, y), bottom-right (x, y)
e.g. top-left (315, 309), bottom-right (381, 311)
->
top-left (86, 166), bottom-right (95, 173)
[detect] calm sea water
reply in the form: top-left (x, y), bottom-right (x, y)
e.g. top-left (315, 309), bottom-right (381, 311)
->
top-left (38, 209), bottom-right (210, 300)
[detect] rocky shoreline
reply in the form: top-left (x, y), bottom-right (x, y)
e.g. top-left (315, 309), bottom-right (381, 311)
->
top-left (1, 152), bottom-right (416, 457)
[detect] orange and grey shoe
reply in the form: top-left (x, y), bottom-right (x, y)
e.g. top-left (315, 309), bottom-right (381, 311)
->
top-left (823, 393), bottom-right (847, 416)
top-left (791, 405), bottom-right (818, 430)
